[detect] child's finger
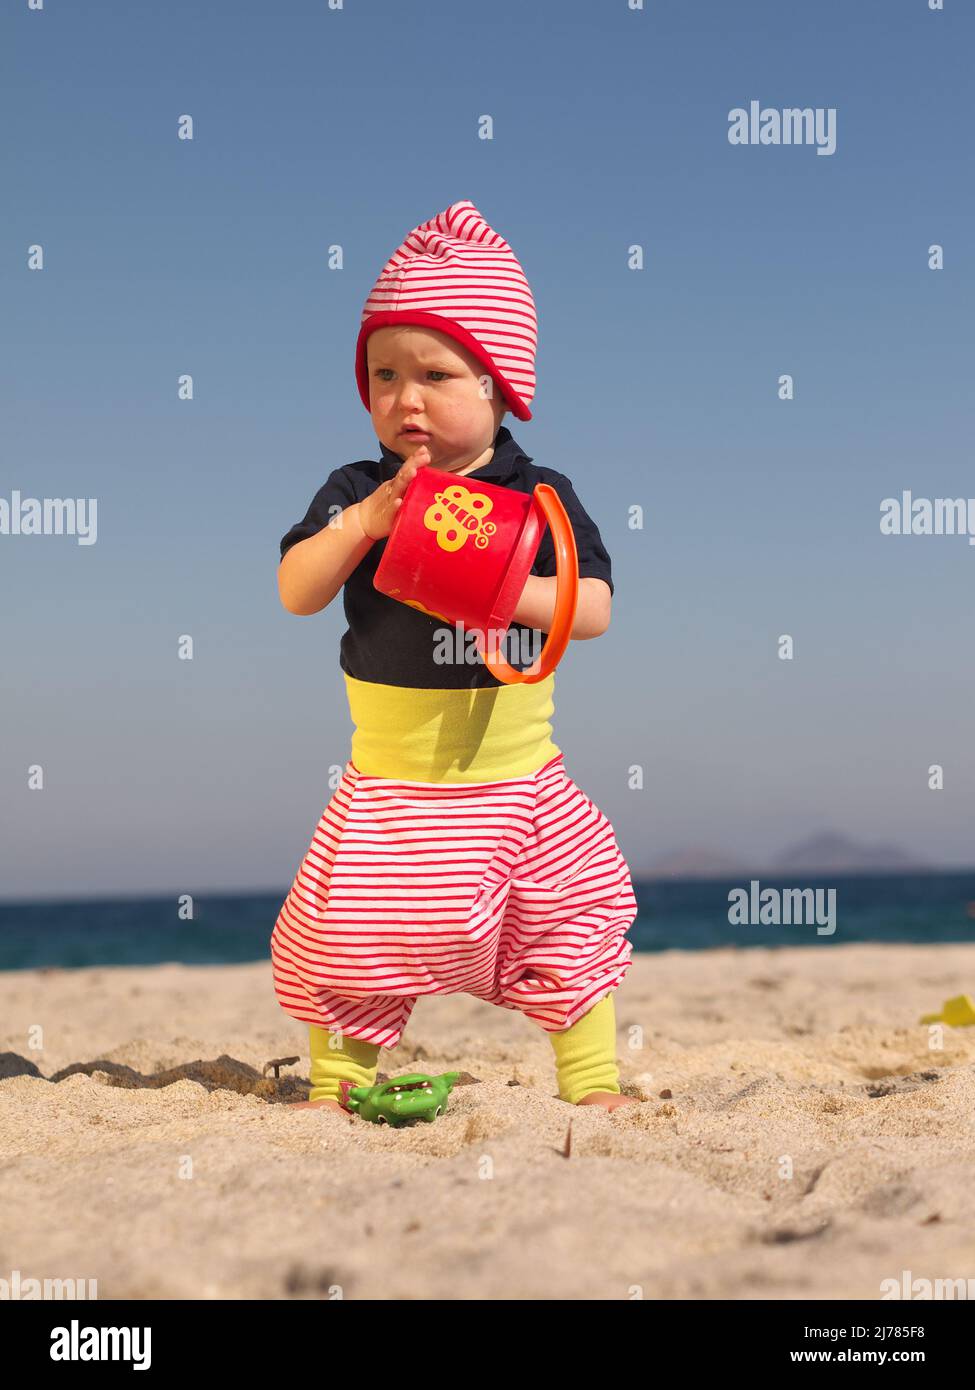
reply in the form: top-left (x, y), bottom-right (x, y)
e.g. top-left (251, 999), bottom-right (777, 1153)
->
top-left (403, 445), bottom-right (430, 479)
top-left (390, 445), bottom-right (429, 498)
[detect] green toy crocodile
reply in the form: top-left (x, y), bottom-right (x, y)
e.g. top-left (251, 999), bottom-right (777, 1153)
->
top-left (339, 1071), bottom-right (461, 1126)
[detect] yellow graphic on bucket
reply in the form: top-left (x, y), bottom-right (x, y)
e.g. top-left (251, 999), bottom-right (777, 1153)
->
top-left (424, 483), bottom-right (498, 552)
top-left (403, 597), bottom-right (451, 622)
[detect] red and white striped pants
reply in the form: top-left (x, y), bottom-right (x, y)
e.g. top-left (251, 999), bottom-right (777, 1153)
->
top-left (270, 752), bottom-right (638, 1048)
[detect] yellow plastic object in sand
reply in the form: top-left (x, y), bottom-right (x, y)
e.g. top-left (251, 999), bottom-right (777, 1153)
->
top-left (919, 994), bottom-right (975, 1027)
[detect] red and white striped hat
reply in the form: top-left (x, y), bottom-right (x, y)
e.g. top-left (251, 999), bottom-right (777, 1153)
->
top-left (355, 200), bottom-right (537, 421)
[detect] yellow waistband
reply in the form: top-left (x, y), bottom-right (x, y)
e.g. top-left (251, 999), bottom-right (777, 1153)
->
top-left (343, 673), bottom-right (562, 783)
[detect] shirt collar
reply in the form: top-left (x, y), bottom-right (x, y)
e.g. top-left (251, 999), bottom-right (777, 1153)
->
top-left (378, 425), bottom-right (531, 484)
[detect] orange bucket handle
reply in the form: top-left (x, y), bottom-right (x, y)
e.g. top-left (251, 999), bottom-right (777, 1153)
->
top-left (482, 484), bottom-right (579, 684)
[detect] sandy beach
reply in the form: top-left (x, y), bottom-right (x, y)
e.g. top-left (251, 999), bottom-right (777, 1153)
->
top-left (2, 943), bottom-right (975, 1301)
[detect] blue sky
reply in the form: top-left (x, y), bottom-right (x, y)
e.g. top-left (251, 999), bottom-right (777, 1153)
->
top-left (2, 0), bottom-right (972, 899)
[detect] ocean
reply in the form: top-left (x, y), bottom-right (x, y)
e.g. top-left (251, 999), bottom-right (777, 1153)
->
top-left (0, 871), bottom-right (973, 971)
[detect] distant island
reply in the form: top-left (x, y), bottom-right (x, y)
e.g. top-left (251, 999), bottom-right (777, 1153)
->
top-left (640, 832), bottom-right (944, 880)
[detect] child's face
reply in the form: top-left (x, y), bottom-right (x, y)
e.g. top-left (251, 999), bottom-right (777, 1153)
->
top-left (367, 325), bottom-right (506, 470)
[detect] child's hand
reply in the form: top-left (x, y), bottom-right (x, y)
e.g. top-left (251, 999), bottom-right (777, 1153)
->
top-left (357, 445), bottom-right (430, 541)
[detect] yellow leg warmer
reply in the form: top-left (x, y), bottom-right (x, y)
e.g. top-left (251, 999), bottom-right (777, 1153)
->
top-left (548, 994), bottom-right (621, 1104)
top-left (308, 1025), bottom-right (381, 1103)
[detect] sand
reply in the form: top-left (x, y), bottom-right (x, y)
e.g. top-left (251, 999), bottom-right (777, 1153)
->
top-left (2, 943), bottom-right (975, 1301)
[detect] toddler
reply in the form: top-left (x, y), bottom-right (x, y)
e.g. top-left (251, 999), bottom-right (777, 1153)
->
top-left (270, 200), bottom-right (639, 1121)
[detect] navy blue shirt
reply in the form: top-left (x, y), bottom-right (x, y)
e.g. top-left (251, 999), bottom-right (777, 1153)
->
top-left (279, 425), bottom-right (614, 689)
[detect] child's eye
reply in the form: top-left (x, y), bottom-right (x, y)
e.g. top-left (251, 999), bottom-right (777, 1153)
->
top-left (373, 369), bottom-right (450, 382)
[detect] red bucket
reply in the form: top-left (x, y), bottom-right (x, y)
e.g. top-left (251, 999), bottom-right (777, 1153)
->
top-left (373, 466), bottom-right (579, 683)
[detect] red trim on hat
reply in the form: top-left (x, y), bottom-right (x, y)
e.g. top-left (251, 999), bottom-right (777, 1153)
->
top-left (355, 311), bottom-right (533, 422)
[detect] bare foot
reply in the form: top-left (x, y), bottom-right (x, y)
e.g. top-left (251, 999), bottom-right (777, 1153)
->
top-left (290, 1098), bottom-right (353, 1122)
top-left (575, 1091), bottom-right (640, 1114)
